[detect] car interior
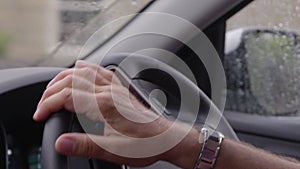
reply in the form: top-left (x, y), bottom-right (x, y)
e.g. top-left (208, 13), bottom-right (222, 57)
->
top-left (0, 0), bottom-right (299, 169)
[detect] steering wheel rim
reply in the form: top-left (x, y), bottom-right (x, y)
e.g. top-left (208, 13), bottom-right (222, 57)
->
top-left (41, 110), bottom-right (122, 169)
top-left (41, 110), bottom-right (72, 169)
top-left (41, 53), bottom-right (238, 169)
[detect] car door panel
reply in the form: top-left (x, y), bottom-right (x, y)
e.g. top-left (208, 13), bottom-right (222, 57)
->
top-left (225, 111), bottom-right (300, 159)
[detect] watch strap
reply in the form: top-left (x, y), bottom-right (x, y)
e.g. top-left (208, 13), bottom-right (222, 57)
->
top-left (194, 128), bottom-right (224, 169)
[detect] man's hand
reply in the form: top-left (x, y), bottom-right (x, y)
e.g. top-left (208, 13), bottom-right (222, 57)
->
top-left (34, 60), bottom-right (201, 168)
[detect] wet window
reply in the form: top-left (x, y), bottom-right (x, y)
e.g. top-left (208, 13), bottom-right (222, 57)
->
top-left (0, 0), bottom-right (152, 69)
top-left (225, 0), bottom-right (300, 116)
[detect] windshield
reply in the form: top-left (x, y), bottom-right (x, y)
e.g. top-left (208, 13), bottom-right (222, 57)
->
top-left (0, 0), bottom-right (152, 69)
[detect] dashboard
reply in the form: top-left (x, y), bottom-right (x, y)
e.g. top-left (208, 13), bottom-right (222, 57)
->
top-left (1, 82), bottom-right (46, 169)
top-left (0, 68), bottom-right (63, 169)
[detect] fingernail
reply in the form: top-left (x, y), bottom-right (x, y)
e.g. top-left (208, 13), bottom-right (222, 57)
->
top-left (60, 138), bottom-right (73, 154)
top-left (33, 109), bottom-right (39, 120)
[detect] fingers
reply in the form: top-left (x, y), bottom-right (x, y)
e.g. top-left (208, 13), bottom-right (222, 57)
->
top-left (35, 61), bottom-right (116, 121)
top-left (47, 61), bottom-right (113, 89)
top-left (47, 69), bottom-right (74, 88)
top-left (38, 74), bottom-right (105, 108)
top-left (47, 68), bottom-right (111, 90)
top-left (55, 133), bottom-right (158, 167)
top-left (75, 60), bottom-right (114, 81)
top-left (34, 88), bottom-right (73, 121)
top-left (47, 60), bottom-right (112, 87)
top-left (75, 60), bottom-right (121, 85)
top-left (34, 88), bottom-right (105, 121)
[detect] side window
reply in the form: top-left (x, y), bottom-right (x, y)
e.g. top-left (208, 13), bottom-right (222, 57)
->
top-left (224, 0), bottom-right (300, 116)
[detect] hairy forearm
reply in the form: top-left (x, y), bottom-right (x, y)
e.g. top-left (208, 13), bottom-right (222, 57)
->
top-left (215, 138), bottom-right (300, 169)
top-left (166, 127), bottom-right (300, 169)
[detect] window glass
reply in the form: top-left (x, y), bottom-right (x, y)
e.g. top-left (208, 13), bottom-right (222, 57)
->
top-left (225, 0), bottom-right (300, 116)
top-left (0, 0), bottom-right (152, 69)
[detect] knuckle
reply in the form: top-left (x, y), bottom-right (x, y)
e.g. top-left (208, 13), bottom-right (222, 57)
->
top-left (82, 67), bottom-right (94, 74)
top-left (75, 136), bottom-right (94, 157)
top-left (61, 88), bottom-right (72, 98)
top-left (96, 74), bottom-right (107, 84)
top-left (96, 92), bottom-right (113, 115)
top-left (85, 139), bottom-right (94, 157)
top-left (65, 74), bottom-right (73, 83)
top-left (106, 70), bottom-right (114, 78)
top-left (100, 92), bottom-right (112, 103)
top-left (81, 68), bottom-right (97, 80)
top-left (60, 69), bottom-right (73, 78)
top-left (43, 88), bottom-right (52, 97)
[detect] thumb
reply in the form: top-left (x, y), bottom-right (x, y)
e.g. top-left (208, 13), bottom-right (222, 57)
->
top-left (55, 133), bottom-right (159, 167)
top-left (56, 133), bottom-right (111, 158)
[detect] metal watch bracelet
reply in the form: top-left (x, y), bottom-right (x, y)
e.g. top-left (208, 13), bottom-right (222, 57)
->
top-left (194, 128), bottom-right (224, 169)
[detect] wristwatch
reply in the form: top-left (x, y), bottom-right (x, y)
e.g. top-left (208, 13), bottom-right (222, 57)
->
top-left (194, 128), bottom-right (224, 169)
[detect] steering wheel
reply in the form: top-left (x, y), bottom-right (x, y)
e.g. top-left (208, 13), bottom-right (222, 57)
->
top-left (41, 54), bottom-right (238, 169)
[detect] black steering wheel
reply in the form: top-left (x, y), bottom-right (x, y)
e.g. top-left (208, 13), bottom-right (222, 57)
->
top-left (41, 54), bottom-right (238, 169)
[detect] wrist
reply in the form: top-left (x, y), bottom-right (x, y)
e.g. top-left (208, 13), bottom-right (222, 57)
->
top-left (162, 125), bottom-right (203, 169)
